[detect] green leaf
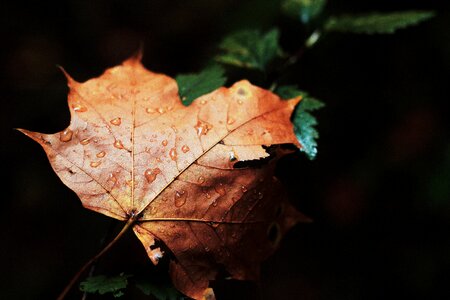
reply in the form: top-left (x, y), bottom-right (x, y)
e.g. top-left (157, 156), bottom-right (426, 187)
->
top-left (79, 273), bottom-right (131, 298)
top-left (136, 280), bottom-right (184, 300)
top-left (325, 11), bottom-right (435, 34)
top-left (282, 0), bottom-right (327, 23)
top-left (176, 65), bottom-right (227, 106)
top-left (216, 29), bottom-right (282, 71)
top-left (275, 85), bottom-right (324, 160)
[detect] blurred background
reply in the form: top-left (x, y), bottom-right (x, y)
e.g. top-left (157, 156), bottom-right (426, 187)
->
top-left (1, 0), bottom-right (449, 299)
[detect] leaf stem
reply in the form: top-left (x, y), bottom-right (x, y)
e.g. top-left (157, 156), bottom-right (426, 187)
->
top-left (56, 218), bottom-right (136, 300)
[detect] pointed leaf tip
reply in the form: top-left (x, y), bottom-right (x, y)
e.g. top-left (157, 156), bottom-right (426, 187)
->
top-left (57, 65), bottom-right (78, 87)
top-left (124, 46), bottom-right (144, 66)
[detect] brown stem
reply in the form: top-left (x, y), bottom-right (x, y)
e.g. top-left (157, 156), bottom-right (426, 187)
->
top-left (56, 218), bottom-right (136, 300)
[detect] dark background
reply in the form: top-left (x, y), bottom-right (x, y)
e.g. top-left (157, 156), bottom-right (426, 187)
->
top-left (1, 0), bottom-right (449, 299)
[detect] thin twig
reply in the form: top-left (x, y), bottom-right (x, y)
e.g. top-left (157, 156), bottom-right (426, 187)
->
top-left (81, 220), bottom-right (119, 300)
top-left (57, 218), bottom-right (136, 300)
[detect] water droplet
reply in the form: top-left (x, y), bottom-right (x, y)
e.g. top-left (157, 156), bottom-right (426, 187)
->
top-left (177, 136), bottom-right (183, 141)
top-left (197, 176), bottom-right (205, 184)
top-left (241, 185), bottom-right (248, 193)
top-left (110, 117), bottom-right (121, 126)
top-left (59, 129), bottom-right (73, 142)
top-left (149, 206), bottom-right (157, 215)
top-left (72, 103), bottom-right (87, 112)
top-left (171, 125), bottom-right (178, 133)
top-left (108, 173), bottom-right (118, 184)
top-left (90, 161), bottom-right (101, 168)
top-left (194, 120), bottom-right (212, 136)
top-left (204, 247), bottom-right (210, 252)
top-left (229, 151), bottom-right (238, 162)
top-left (162, 140), bottom-right (168, 146)
top-left (181, 145), bottom-right (190, 153)
top-left (80, 138), bottom-right (90, 145)
top-left (144, 168), bottom-right (161, 183)
top-left (237, 88), bottom-right (247, 96)
top-left (113, 140), bottom-right (124, 149)
top-left (157, 107), bottom-right (165, 114)
top-left (227, 118), bottom-right (235, 125)
top-left (169, 148), bottom-right (177, 161)
top-left (96, 151), bottom-right (106, 158)
top-left (174, 190), bottom-right (187, 207)
top-left (200, 100), bottom-right (207, 105)
top-left (214, 183), bottom-right (226, 196)
top-left (212, 201), bottom-right (218, 207)
top-left (237, 99), bottom-right (243, 105)
top-left (146, 107), bottom-right (155, 114)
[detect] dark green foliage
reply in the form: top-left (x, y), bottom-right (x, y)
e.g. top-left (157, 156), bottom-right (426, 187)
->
top-left (275, 85), bottom-right (324, 160)
top-left (176, 65), bottom-right (227, 106)
top-left (135, 280), bottom-right (184, 300)
top-left (216, 29), bottom-right (282, 71)
top-left (79, 273), bottom-right (131, 298)
top-left (282, 0), bottom-right (327, 23)
top-left (325, 11), bottom-right (435, 34)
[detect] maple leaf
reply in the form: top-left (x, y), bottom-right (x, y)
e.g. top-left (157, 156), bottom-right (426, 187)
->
top-left (19, 55), bottom-right (310, 299)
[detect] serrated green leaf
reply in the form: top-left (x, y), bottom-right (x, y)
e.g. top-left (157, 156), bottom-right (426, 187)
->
top-left (176, 65), bottom-right (227, 106)
top-left (79, 273), bottom-right (131, 297)
top-left (275, 85), bottom-right (324, 160)
top-left (282, 0), bottom-right (327, 23)
top-left (136, 280), bottom-right (184, 300)
top-left (216, 29), bottom-right (282, 71)
top-left (325, 10), bottom-right (434, 34)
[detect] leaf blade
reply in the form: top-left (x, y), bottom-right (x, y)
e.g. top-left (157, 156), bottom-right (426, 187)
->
top-left (176, 65), bottom-right (227, 106)
top-left (216, 29), bottom-right (282, 71)
top-left (79, 273), bottom-right (131, 298)
top-left (275, 85), bottom-right (325, 160)
top-left (325, 11), bottom-right (435, 34)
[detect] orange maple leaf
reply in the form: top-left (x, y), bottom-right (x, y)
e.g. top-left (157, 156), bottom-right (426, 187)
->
top-left (20, 55), bottom-right (310, 299)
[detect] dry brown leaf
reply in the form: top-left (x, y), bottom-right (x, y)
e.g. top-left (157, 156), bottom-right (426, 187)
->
top-left (20, 55), bottom-right (310, 299)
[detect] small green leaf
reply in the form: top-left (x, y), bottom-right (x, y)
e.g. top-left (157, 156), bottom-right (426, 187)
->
top-left (79, 273), bottom-right (131, 298)
top-left (282, 0), bottom-right (327, 23)
top-left (275, 85), bottom-right (324, 160)
top-left (325, 11), bottom-right (435, 34)
top-left (216, 29), bottom-right (282, 71)
top-left (136, 280), bottom-right (184, 300)
top-left (176, 65), bottom-right (227, 106)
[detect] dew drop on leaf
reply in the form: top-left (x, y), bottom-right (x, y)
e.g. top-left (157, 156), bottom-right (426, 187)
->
top-left (113, 140), bottom-right (124, 149)
top-left (162, 140), bottom-right (168, 147)
top-left (90, 161), bottom-right (101, 168)
top-left (214, 183), bottom-right (226, 196)
top-left (110, 117), bottom-right (121, 126)
top-left (96, 151), bottom-right (106, 158)
top-left (169, 148), bottom-right (178, 161)
top-left (144, 169), bottom-right (157, 183)
top-left (227, 118), bottom-right (235, 125)
top-left (80, 138), bottom-right (90, 145)
top-left (181, 145), bottom-right (190, 153)
top-left (241, 185), bottom-right (248, 193)
top-left (197, 176), bottom-right (205, 184)
top-left (174, 190), bottom-right (187, 207)
top-left (72, 103), bottom-right (87, 112)
top-left (60, 129), bottom-right (73, 142)
top-left (144, 168), bottom-right (161, 183)
top-left (194, 120), bottom-right (212, 136)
